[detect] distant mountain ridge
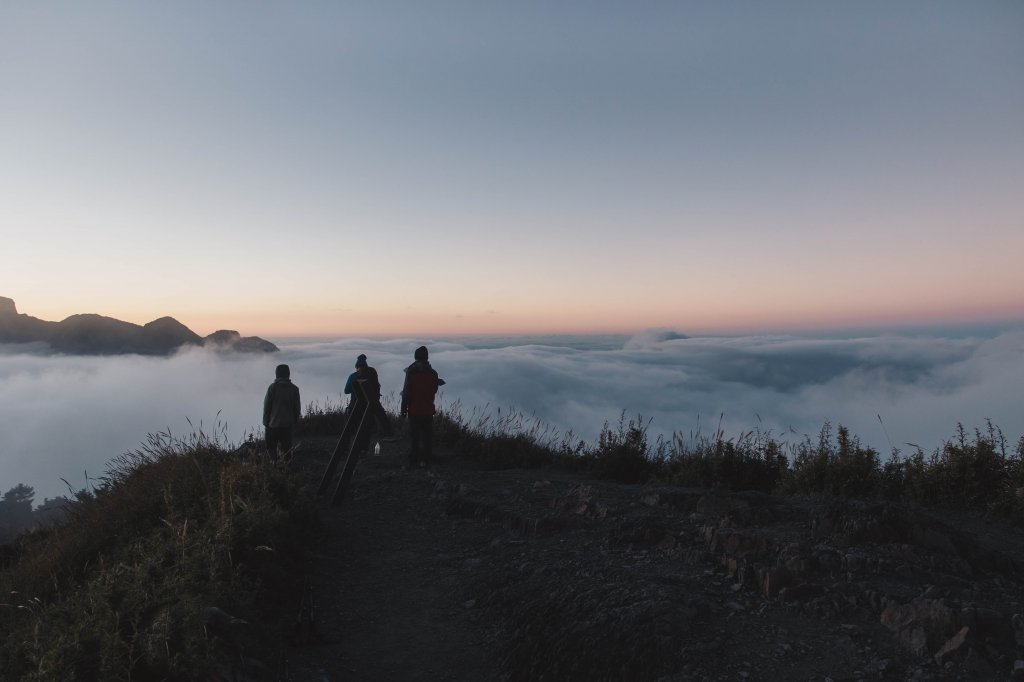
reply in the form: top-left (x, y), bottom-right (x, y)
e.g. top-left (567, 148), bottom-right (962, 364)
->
top-left (0, 296), bottom-right (278, 355)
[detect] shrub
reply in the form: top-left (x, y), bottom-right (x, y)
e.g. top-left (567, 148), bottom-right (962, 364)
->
top-left (434, 401), bottom-right (585, 471)
top-left (662, 424), bottom-right (789, 493)
top-left (591, 414), bottom-right (653, 484)
top-left (779, 423), bottom-right (881, 497)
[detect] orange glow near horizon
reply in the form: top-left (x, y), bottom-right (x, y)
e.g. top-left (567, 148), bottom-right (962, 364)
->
top-left (8, 286), bottom-right (1024, 340)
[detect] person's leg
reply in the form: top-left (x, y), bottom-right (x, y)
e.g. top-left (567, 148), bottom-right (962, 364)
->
top-left (351, 401), bottom-right (373, 454)
top-left (355, 420), bottom-right (374, 455)
top-left (410, 416), bottom-right (431, 466)
top-left (408, 416), bottom-right (422, 467)
top-left (279, 429), bottom-right (293, 459)
top-left (421, 416), bottom-right (434, 466)
top-left (266, 427), bottom-right (281, 456)
top-left (373, 402), bottom-right (393, 437)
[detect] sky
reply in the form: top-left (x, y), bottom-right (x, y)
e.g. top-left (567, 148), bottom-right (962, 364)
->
top-left (2, 331), bottom-right (1022, 503)
top-left (1, 2), bottom-right (1022, 336)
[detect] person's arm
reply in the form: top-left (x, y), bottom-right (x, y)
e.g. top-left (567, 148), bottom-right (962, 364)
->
top-left (263, 385), bottom-right (274, 427)
top-left (292, 386), bottom-right (302, 424)
top-left (370, 368), bottom-right (382, 399)
top-left (400, 369), bottom-right (410, 416)
top-left (343, 372), bottom-right (354, 395)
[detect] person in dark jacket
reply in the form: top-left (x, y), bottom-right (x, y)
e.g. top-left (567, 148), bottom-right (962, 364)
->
top-left (400, 345), bottom-right (445, 468)
top-left (344, 354), bottom-right (392, 450)
top-left (344, 354), bottom-right (379, 412)
top-left (263, 363), bottom-right (301, 457)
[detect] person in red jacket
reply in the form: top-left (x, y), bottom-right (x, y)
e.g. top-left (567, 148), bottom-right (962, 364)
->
top-left (399, 345), bottom-right (445, 468)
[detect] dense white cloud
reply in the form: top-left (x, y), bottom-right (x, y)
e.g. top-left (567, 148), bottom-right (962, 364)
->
top-left (2, 330), bottom-right (1023, 502)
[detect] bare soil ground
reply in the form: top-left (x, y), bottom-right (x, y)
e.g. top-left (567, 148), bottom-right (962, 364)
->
top-left (284, 436), bottom-right (1024, 681)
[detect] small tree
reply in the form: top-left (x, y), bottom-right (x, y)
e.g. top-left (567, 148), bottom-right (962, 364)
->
top-left (0, 483), bottom-right (36, 542)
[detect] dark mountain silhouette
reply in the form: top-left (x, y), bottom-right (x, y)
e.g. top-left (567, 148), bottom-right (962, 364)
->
top-left (203, 329), bottom-right (278, 353)
top-left (0, 296), bottom-right (278, 355)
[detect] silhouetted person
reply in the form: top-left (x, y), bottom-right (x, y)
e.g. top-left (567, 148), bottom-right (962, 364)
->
top-left (344, 354), bottom-right (377, 412)
top-left (400, 345), bottom-right (445, 468)
top-left (344, 354), bottom-right (392, 452)
top-left (263, 364), bottom-right (301, 458)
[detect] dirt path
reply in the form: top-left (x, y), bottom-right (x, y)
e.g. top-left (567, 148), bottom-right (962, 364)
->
top-left (282, 434), bottom-right (1024, 681)
top-left (287, 437), bottom-right (504, 682)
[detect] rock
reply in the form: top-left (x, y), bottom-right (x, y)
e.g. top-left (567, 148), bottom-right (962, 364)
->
top-left (696, 494), bottom-right (749, 523)
top-left (554, 484), bottom-right (606, 519)
top-left (761, 566), bottom-right (792, 598)
top-left (933, 626), bottom-right (971, 664)
top-left (963, 646), bottom-right (994, 678)
top-left (959, 606), bottom-right (1007, 639)
top-left (779, 583), bottom-right (824, 603)
top-left (881, 597), bottom-right (958, 657)
top-left (0, 296), bottom-right (16, 316)
top-left (1013, 613), bottom-right (1024, 646)
top-left (862, 659), bottom-right (890, 675)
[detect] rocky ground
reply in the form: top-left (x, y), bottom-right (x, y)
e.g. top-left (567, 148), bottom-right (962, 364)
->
top-left (282, 436), bottom-right (1024, 681)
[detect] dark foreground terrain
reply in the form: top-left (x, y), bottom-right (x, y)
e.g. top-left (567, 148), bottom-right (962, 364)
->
top-left (287, 436), bottom-right (1024, 681)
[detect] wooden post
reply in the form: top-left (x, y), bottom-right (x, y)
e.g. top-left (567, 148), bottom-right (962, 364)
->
top-left (317, 380), bottom-right (368, 498)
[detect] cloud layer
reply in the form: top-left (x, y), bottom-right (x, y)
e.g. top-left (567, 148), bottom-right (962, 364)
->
top-left (2, 330), bottom-right (1023, 502)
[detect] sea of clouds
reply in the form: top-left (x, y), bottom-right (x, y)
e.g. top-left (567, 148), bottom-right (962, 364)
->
top-left (2, 329), bottom-right (1023, 502)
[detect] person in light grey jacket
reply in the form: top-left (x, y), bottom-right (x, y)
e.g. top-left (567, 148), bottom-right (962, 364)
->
top-left (263, 364), bottom-right (301, 456)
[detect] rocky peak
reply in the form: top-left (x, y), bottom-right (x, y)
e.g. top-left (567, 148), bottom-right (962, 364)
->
top-left (203, 329), bottom-right (279, 353)
top-left (0, 296), bottom-right (18, 317)
top-left (205, 330), bottom-right (242, 345)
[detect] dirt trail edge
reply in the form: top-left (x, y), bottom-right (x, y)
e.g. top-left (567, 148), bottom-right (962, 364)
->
top-left (286, 436), bottom-right (1024, 682)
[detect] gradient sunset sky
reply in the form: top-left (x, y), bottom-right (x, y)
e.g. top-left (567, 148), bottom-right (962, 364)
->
top-left (2, 2), bottom-right (1022, 337)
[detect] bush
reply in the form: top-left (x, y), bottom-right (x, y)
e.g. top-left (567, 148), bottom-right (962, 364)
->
top-left (662, 425), bottom-right (789, 493)
top-left (435, 401), bottom-right (586, 471)
top-left (591, 414), bottom-right (653, 484)
top-left (779, 423), bottom-right (881, 498)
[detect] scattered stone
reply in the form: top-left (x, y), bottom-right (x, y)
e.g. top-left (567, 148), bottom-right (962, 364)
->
top-left (933, 626), bottom-right (970, 664)
top-left (881, 597), bottom-right (958, 656)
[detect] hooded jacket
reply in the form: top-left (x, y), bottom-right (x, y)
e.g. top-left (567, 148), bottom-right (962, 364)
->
top-left (263, 378), bottom-right (301, 428)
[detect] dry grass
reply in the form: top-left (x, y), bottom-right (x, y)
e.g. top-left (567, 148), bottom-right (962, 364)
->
top-left (0, 427), bottom-right (314, 681)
